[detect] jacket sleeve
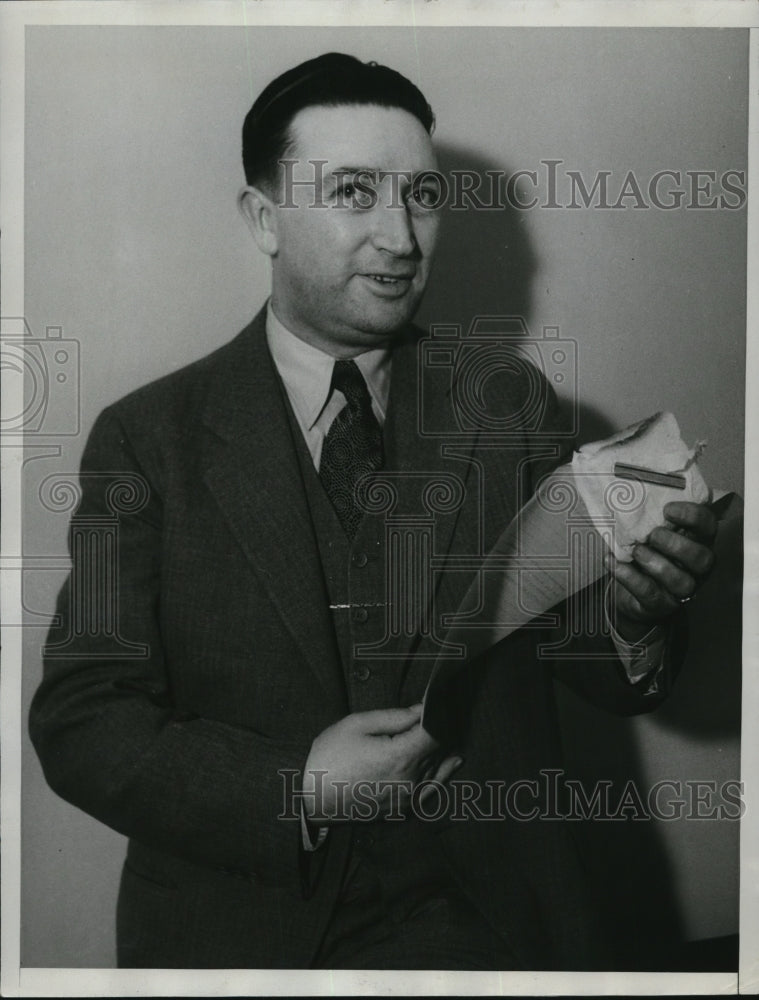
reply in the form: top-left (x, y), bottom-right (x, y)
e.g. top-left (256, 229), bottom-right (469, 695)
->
top-left (543, 578), bottom-right (687, 715)
top-left (522, 369), bottom-right (687, 715)
top-left (29, 405), bottom-right (311, 892)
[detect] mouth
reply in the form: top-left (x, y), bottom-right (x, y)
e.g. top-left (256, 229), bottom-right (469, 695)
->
top-left (362, 272), bottom-right (415, 285)
top-left (359, 272), bottom-right (415, 300)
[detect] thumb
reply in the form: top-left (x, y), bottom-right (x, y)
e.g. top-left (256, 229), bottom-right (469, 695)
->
top-left (355, 704), bottom-right (423, 736)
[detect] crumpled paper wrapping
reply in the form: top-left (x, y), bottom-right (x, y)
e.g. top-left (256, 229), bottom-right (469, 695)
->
top-left (571, 411), bottom-right (711, 562)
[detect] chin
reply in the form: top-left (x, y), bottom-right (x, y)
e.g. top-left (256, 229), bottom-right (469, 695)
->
top-left (359, 303), bottom-right (420, 337)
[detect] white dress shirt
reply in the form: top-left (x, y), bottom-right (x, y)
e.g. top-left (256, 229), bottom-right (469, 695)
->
top-left (266, 302), bottom-right (390, 469)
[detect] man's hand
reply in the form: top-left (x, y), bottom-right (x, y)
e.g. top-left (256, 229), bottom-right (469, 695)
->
top-left (605, 500), bottom-right (717, 643)
top-left (302, 704), bottom-right (462, 824)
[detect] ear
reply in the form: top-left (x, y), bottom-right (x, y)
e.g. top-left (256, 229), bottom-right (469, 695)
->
top-left (238, 185), bottom-right (279, 256)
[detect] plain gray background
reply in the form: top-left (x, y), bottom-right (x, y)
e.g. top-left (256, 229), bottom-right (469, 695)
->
top-left (21, 26), bottom-right (746, 966)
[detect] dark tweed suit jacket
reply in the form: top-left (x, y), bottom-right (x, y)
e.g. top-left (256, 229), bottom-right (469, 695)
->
top-left (29, 309), bottom-right (683, 969)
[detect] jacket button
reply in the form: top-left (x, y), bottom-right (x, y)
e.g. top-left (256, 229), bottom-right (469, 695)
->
top-left (352, 552), bottom-right (369, 568)
top-left (352, 607), bottom-right (369, 623)
top-left (353, 664), bottom-right (371, 682)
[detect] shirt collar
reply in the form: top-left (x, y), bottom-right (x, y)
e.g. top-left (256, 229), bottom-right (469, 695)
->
top-left (265, 301), bottom-right (391, 431)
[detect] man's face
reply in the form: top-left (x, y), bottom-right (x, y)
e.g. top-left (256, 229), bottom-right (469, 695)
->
top-left (267, 103), bottom-right (441, 356)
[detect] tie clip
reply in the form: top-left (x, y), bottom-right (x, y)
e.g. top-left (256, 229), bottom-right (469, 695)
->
top-left (613, 462), bottom-right (686, 490)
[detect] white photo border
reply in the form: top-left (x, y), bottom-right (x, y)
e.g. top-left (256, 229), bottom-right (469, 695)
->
top-left (2, 1), bottom-right (757, 996)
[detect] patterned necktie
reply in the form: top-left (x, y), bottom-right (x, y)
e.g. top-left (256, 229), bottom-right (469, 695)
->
top-left (319, 359), bottom-right (384, 539)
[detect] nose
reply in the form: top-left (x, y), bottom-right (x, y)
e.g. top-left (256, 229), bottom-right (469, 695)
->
top-left (369, 202), bottom-right (417, 257)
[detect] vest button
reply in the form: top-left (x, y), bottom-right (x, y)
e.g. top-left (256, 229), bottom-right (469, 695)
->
top-left (353, 664), bottom-right (371, 682)
top-left (352, 552), bottom-right (369, 568)
top-left (352, 607), bottom-right (369, 623)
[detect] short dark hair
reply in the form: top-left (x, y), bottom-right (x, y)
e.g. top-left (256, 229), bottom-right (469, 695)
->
top-left (242, 52), bottom-right (435, 189)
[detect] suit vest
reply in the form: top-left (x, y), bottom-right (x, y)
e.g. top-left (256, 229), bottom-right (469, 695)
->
top-left (283, 393), bottom-right (431, 710)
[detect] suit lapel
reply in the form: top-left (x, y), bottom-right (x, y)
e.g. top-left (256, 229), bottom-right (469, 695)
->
top-left (383, 329), bottom-right (526, 668)
top-left (382, 330), bottom-right (483, 663)
top-left (200, 311), bottom-right (347, 710)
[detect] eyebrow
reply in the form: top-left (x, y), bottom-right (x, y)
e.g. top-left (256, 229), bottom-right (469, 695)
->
top-left (327, 166), bottom-right (437, 187)
top-left (331, 166), bottom-right (379, 177)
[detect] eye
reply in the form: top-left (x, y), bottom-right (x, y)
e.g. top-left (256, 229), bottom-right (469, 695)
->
top-left (408, 181), bottom-right (442, 211)
top-left (334, 176), bottom-right (376, 209)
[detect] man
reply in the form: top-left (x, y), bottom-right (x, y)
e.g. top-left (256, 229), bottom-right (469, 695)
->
top-left (30, 53), bottom-right (716, 970)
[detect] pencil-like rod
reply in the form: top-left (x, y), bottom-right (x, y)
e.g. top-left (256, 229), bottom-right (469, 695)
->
top-left (613, 462), bottom-right (687, 490)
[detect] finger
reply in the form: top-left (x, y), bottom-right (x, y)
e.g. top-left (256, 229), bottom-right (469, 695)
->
top-left (384, 731), bottom-right (444, 790)
top-left (430, 754), bottom-right (464, 786)
top-left (411, 750), bottom-right (442, 784)
top-left (609, 582), bottom-right (650, 625)
top-left (606, 554), bottom-right (680, 616)
top-left (420, 761), bottom-right (437, 783)
top-left (631, 543), bottom-right (697, 600)
top-left (417, 781), bottom-right (444, 809)
top-left (646, 526), bottom-right (715, 578)
top-left (354, 704), bottom-right (422, 736)
top-left (417, 757), bottom-right (463, 807)
top-left (610, 575), bottom-right (652, 622)
top-left (392, 722), bottom-right (439, 757)
top-left (663, 501), bottom-right (717, 543)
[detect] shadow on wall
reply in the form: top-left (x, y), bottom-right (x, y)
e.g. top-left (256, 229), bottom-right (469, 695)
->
top-left (419, 143), bottom-right (742, 969)
top-left (418, 144), bottom-right (617, 453)
top-left (416, 145), bottom-right (536, 334)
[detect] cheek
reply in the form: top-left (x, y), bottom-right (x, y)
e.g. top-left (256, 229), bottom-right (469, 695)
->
top-left (286, 215), bottom-right (359, 280)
